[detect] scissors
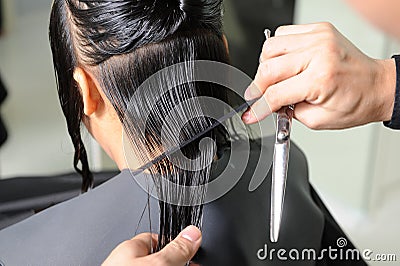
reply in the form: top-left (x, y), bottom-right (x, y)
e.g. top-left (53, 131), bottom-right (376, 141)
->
top-left (264, 29), bottom-right (294, 242)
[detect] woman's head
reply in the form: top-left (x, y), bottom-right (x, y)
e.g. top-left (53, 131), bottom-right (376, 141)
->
top-left (49, 0), bottom-right (227, 188)
top-left (49, 0), bottom-right (232, 249)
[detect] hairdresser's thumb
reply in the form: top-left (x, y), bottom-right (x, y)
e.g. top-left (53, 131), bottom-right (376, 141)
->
top-left (158, 225), bottom-right (202, 265)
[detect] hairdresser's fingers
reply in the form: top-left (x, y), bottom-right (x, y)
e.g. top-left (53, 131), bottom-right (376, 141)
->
top-left (243, 73), bottom-right (309, 124)
top-left (155, 225), bottom-right (202, 265)
top-left (259, 34), bottom-right (309, 62)
top-left (293, 101), bottom-right (353, 130)
top-left (292, 102), bottom-right (323, 129)
top-left (259, 23), bottom-right (337, 62)
top-left (293, 102), bottom-right (338, 130)
top-left (102, 227), bottom-right (201, 266)
top-left (275, 24), bottom-right (320, 36)
top-left (129, 233), bottom-right (159, 257)
top-left (102, 233), bottom-right (158, 266)
top-left (246, 52), bottom-right (310, 101)
top-left (259, 24), bottom-right (318, 63)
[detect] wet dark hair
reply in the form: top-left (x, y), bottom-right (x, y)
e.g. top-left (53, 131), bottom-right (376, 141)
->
top-left (49, 0), bottom-right (235, 250)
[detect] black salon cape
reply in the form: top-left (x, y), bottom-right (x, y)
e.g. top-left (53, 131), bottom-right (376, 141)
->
top-left (0, 139), bottom-right (366, 266)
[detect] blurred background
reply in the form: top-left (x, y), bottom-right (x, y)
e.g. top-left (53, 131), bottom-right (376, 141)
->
top-left (0, 0), bottom-right (399, 264)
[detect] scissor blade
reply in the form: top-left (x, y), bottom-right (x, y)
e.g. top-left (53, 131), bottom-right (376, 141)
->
top-left (270, 141), bottom-right (290, 242)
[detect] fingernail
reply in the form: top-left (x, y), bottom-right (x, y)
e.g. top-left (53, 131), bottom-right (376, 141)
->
top-left (181, 226), bottom-right (201, 242)
top-left (245, 83), bottom-right (262, 101)
top-left (242, 111), bottom-right (252, 123)
top-left (244, 87), bottom-right (252, 101)
top-left (244, 85), bottom-right (258, 101)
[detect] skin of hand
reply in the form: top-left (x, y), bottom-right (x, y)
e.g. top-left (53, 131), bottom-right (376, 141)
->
top-left (102, 225), bottom-right (202, 266)
top-left (242, 22), bottom-right (396, 130)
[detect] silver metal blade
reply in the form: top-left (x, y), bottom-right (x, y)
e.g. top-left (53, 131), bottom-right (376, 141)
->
top-left (270, 141), bottom-right (290, 242)
top-left (270, 105), bottom-right (293, 242)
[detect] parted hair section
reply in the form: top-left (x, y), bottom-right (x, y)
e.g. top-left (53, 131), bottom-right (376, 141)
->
top-left (49, 0), bottom-right (234, 251)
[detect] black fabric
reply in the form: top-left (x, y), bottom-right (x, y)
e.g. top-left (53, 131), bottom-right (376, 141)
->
top-left (310, 186), bottom-right (367, 266)
top-left (0, 171), bottom-right (118, 230)
top-left (383, 55), bottom-right (400, 129)
top-left (0, 138), bottom-right (365, 265)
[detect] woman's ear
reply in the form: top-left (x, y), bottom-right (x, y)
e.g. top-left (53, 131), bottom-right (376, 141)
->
top-left (73, 67), bottom-right (102, 116)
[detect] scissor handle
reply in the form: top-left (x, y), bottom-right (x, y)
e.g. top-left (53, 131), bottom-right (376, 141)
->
top-left (276, 105), bottom-right (294, 143)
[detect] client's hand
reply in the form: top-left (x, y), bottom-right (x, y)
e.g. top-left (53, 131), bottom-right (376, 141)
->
top-left (102, 225), bottom-right (202, 266)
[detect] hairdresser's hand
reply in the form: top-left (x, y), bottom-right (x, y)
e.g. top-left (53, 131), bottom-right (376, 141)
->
top-left (242, 22), bottom-right (396, 129)
top-left (102, 226), bottom-right (201, 266)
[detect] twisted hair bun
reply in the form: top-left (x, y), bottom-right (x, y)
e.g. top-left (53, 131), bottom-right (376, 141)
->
top-left (178, 0), bottom-right (223, 27)
top-left (66, 0), bottom-right (223, 64)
